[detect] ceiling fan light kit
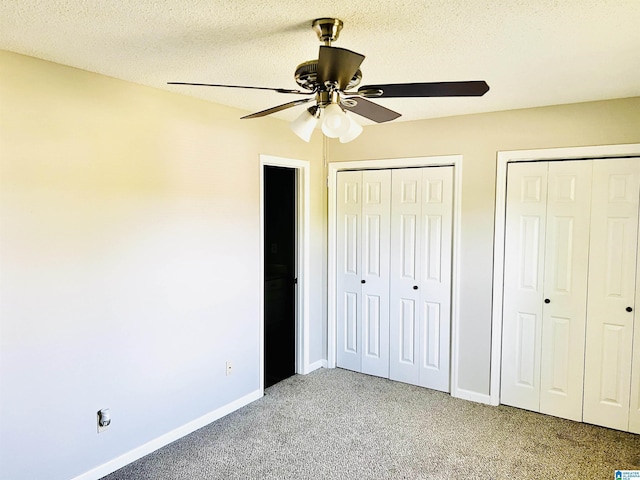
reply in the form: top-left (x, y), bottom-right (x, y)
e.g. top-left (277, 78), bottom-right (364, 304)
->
top-left (289, 104), bottom-right (363, 143)
top-left (168, 18), bottom-right (489, 143)
top-left (290, 106), bottom-right (320, 142)
top-left (339, 112), bottom-right (364, 143)
top-left (321, 103), bottom-right (351, 138)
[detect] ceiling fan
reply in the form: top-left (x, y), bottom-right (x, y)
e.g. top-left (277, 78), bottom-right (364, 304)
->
top-left (168, 18), bottom-right (490, 143)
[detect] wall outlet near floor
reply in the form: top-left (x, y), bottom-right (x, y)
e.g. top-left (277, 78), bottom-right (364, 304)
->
top-left (97, 408), bottom-right (111, 433)
top-left (226, 361), bottom-right (233, 376)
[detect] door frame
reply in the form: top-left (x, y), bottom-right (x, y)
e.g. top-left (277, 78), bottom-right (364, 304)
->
top-left (260, 155), bottom-right (311, 392)
top-left (489, 143), bottom-right (640, 406)
top-left (328, 155), bottom-right (463, 397)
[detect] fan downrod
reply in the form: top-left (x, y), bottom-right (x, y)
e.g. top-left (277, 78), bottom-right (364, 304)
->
top-left (312, 18), bottom-right (343, 46)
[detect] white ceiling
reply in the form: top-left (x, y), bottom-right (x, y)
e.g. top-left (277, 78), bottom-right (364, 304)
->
top-left (1, 1), bottom-right (639, 124)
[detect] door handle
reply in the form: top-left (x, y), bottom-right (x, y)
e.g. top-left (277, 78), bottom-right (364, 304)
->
top-left (413, 286), bottom-right (418, 290)
top-left (544, 298), bottom-right (550, 304)
top-left (627, 306), bottom-right (633, 312)
top-left (361, 279), bottom-right (366, 284)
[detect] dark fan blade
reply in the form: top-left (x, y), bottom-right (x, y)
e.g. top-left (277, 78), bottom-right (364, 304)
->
top-left (241, 98), bottom-right (313, 119)
top-left (343, 97), bottom-right (401, 123)
top-left (167, 82), bottom-right (308, 95)
top-left (317, 46), bottom-right (365, 91)
top-left (357, 81), bottom-right (490, 98)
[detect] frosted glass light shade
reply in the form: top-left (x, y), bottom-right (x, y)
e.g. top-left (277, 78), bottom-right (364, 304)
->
top-left (339, 113), bottom-right (363, 143)
top-left (321, 104), bottom-right (350, 138)
top-left (289, 108), bottom-right (319, 142)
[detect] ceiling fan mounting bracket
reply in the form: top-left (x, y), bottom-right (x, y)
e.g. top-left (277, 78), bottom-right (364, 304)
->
top-left (312, 18), bottom-right (343, 45)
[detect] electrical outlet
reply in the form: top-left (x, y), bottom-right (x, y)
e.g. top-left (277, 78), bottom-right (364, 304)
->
top-left (97, 408), bottom-right (111, 433)
top-left (226, 361), bottom-right (233, 376)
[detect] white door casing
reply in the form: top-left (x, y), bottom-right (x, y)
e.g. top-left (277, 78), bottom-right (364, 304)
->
top-left (259, 155), bottom-right (311, 389)
top-left (583, 158), bottom-right (640, 431)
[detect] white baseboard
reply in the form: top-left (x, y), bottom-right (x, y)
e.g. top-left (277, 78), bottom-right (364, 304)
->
top-left (301, 359), bottom-right (327, 374)
top-left (73, 389), bottom-right (263, 480)
top-left (452, 387), bottom-right (493, 406)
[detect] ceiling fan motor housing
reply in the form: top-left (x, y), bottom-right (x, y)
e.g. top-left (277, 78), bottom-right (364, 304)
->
top-left (294, 60), bottom-right (362, 91)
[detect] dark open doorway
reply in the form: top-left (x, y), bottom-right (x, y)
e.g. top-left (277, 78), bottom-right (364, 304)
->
top-left (263, 166), bottom-right (296, 388)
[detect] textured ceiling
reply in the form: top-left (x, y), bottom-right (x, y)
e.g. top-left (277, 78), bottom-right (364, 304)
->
top-left (1, 1), bottom-right (639, 124)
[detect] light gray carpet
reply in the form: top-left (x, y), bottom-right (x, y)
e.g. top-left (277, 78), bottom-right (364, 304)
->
top-left (102, 368), bottom-right (639, 479)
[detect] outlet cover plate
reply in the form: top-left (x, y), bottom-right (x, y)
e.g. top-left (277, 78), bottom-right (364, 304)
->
top-left (97, 409), bottom-right (111, 433)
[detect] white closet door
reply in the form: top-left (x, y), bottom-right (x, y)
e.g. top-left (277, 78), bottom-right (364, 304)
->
top-left (389, 167), bottom-right (453, 390)
top-left (360, 170), bottom-right (391, 377)
top-left (390, 168), bottom-right (423, 385)
top-left (583, 158), bottom-right (640, 431)
top-left (418, 166), bottom-right (453, 392)
top-left (630, 244), bottom-right (640, 433)
top-left (539, 161), bottom-right (592, 421)
top-left (632, 174), bottom-right (640, 434)
top-left (337, 170), bottom-right (363, 372)
top-left (501, 161), bottom-right (548, 411)
top-left (336, 170), bottom-right (391, 377)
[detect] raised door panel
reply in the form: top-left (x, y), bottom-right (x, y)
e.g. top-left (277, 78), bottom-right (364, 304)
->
top-left (501, 162), bottom-right (548, 412)
top-left (583, 158), bottom-right (640, 431)
top-left (400, 298), bottom-right (417, 363)
top-left (390, 168), bottom-right (422, 385)
top-left (360, 170), bottom-right (391, 378)
top-left (540, 161), bottom-right (592, 421)
top-left (336, 171), bottom-right (363, 372)
top-left (418, 166), bottom-right (453, 392)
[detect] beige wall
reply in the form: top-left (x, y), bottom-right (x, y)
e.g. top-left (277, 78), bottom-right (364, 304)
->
top-left (0, 50), bottom-right (323, 480)
top-left (2, 47), bottom-right (640, 480)
top-left (327, 97), bottom-right (640, 395)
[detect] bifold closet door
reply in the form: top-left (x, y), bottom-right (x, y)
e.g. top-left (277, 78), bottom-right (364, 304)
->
top-left (501, 162), bottom-right (549, 411)
top-left (631, 271), bottom-right (640, 433)
top-left (501, 160), bottom-right (592, 421)
top-left (336, 169), bottom-right (391, 378)
top-left (389, 166), bottom-right (453, 392)
top-left (583, 158), bottom-right (640, 432)
top-left (539, 161), bottom-right (592, 421)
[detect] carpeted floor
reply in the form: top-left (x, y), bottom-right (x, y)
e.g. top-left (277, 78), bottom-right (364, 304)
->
top-left (102, 368), bottom-right (639, 479)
